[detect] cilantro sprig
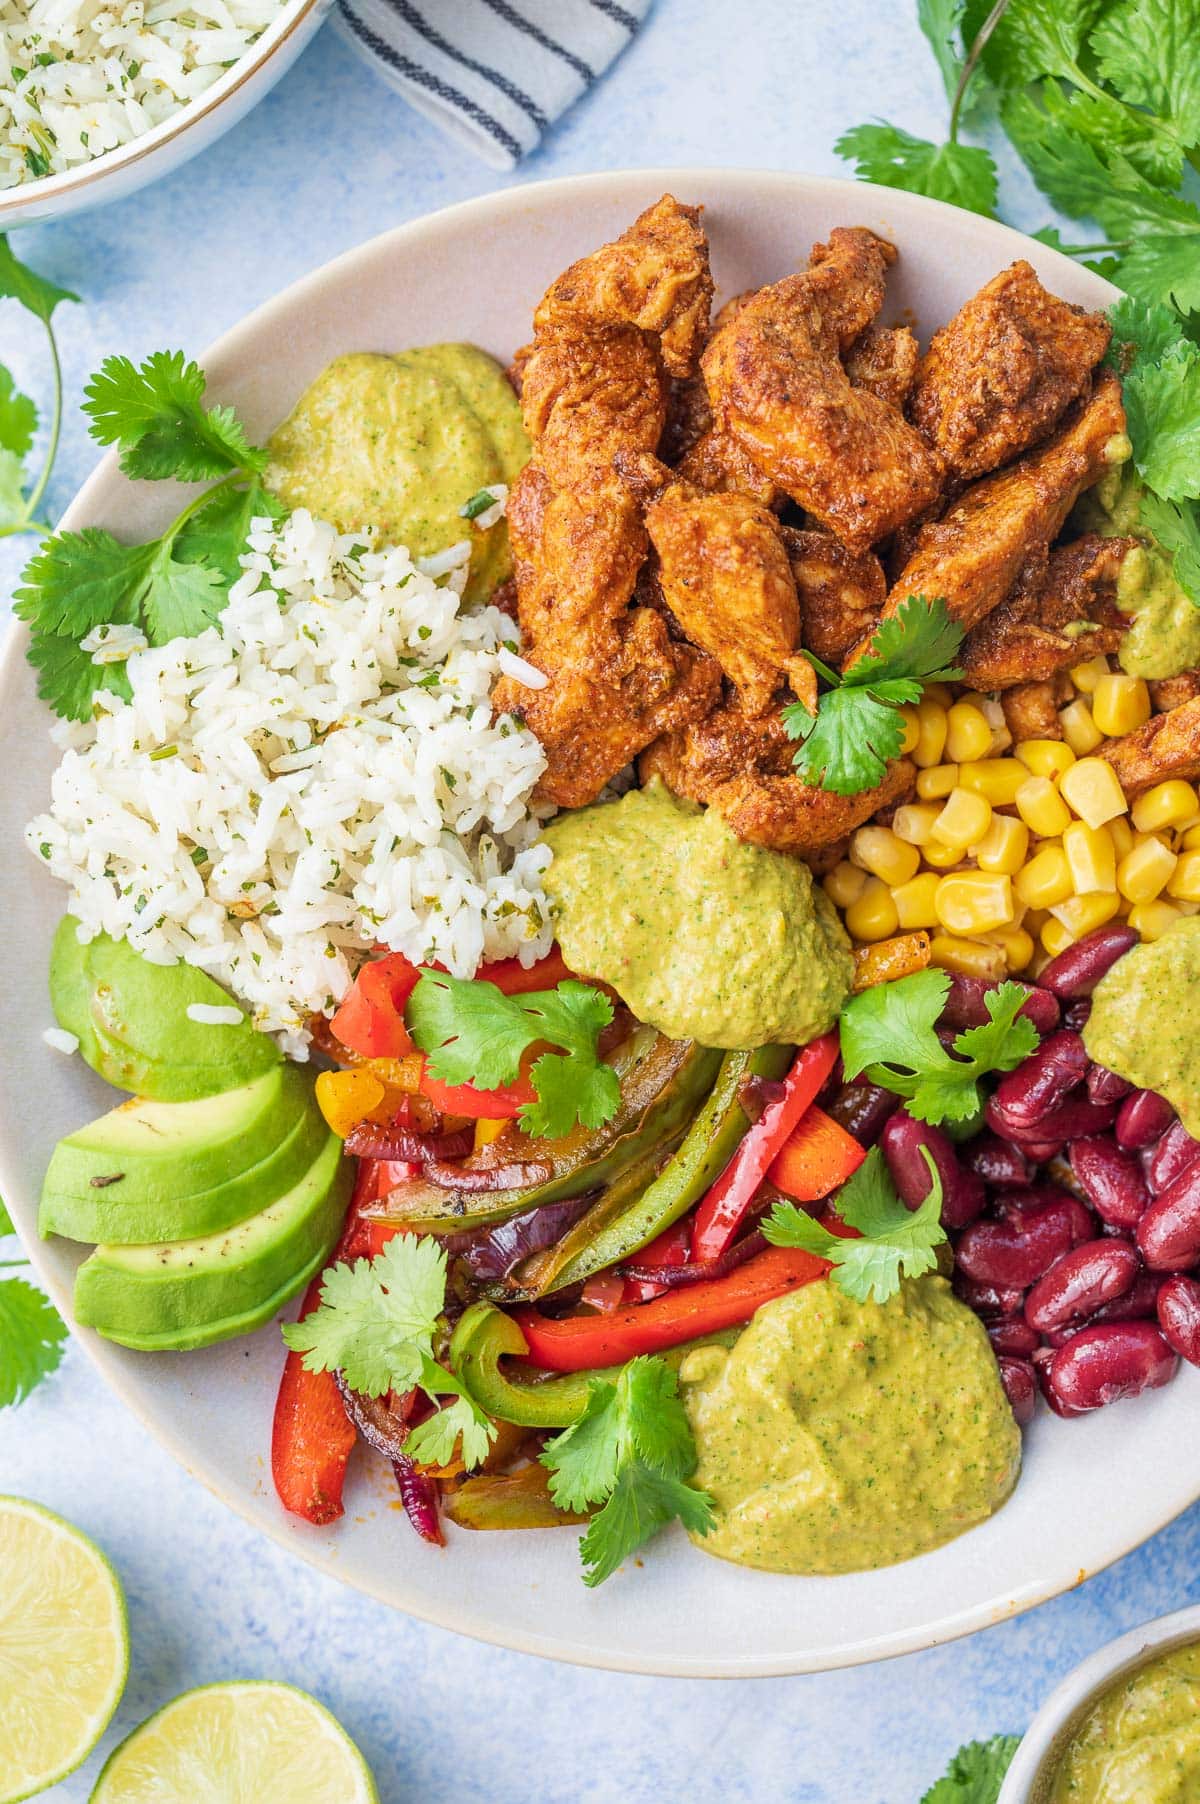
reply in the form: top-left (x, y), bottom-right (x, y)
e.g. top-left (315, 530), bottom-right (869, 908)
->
top-left (839, 969), bottom-right (1039, 1125)
top-left (407, 970), bottom-right (621, 1138)
top-left (763, 1145), bottom-right (947, 1304)
top-left (782, 594), bottom-right (963, 796)
top-left (921, 1734), bottom-right (1021, 1803)
top-left (541, 1356), bottom-right (715, 1587)
top-left (0, 236), bottom-right (78, 544)
top-left (0, 1198), bottom-right (68, 1410)
top-left (15, 348), bottom-right (282, 722)
top-left (282, 1235), bottom-right (495, 1470)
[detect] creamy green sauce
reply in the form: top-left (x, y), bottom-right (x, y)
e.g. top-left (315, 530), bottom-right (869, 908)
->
top-left (679, 1275), bottom-right (1020, 1575)
top-left (1046, 1641), bottom-right (1200, 1803)
top-left (266, 345), bottom-right (529, 605)
top-left (542, 779), bottom-right (854, 1049)
top-left (1085, 919), bottom-right (1200, 1139)
top-left (1078, 464), bottom-right (1200, 679)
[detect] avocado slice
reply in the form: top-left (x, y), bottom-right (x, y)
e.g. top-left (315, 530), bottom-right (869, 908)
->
top-left (40, 1067), bottom-right (328, 1245)
top-left (40, 1066), bottom-right (306, 1243)
top-left (50, 917), bottom-right (280, 1101)
top-left (72, 1131), bottom-right (351, 1352)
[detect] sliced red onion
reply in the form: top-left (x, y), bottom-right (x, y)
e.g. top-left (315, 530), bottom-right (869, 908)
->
top-left (450, 1193), bottom-right (597, 1281)
top-left (393, 1456), bottom-right (444, 1545)
top-left (623, 1230), bottom-right (767, 1290)
top-left (333, 1374), bottom-right (417, 1463)
top-left (737, 1075), bottom-right (787, 1124)
top-left (344, 1120), bottom-right (474, 1161)
top-left (422, 1157), bottom-right (553, 1191)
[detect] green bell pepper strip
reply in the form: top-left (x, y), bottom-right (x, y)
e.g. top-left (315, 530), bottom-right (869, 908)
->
top-left (449, 1301), bottom-right (740, 1428)
top-left (537, 1043), bottom-right (794, 1295)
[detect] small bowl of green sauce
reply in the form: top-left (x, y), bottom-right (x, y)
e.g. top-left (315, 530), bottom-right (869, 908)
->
top-left (999, 1603), bottom-right (1200, 1803)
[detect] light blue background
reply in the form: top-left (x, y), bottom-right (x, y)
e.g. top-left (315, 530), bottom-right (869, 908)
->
top-left (3, 3), bottom-right (1198, 1798)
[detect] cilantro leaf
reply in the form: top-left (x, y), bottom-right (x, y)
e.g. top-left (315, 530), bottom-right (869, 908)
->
top-left (0, 1275), bottom-right (68, 1408)
top-left (1105, 294), bottom-right (1191, 382)
top-left (764, 1145), bottom-right (946, 1304)
top-left (407, 971), bottom-right (619, 1138)
top-left (542, 1356), bottom-right (715, 1587)
top-left (1091, 0), bottom-right (1200, 150)
top-left (0, 364), bottom-right (37, 461)
top-left (404, 1384), bottom-right (495, 1471)
top-left (83, 351), bottom-right (267, 483)
top-left (921, 1734), bottom-right (1021, 1804)
top-left (848, 592), bottom-right (964, 688)
top-left (981, 0), bottom-right (1102, 88)
top-left (1139, 491), bottom-right (1200, 607)
top-left (140, 548), bottom-right (227, 645)
top-left (282, 1234), bottom-right (447, 1398)
top-left (918, 0), bottom-right (971, 104)
top-left (174, 478), bottom-right (284, 586)
top-left (14, 528), bottom-right (156, 639)
top-left (0, 1198), bottom-right (14, 1236)
top-left (24, 625), bottom-right (134, 721)
top-left (0, 235), bottom-right (78, 323)
top-left (1123, 339), bottom-right (1200, 502)
top-left (835, 123), bottom-right (998, 217)
top-left (0, 449), bottom-right (27, 530)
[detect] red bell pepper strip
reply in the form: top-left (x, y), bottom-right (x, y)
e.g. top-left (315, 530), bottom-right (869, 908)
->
top-left (478, 947), bottom-right (576, 995)
top-left (690, 1034), bottom-right (840, 1263)
top-left (767, 1102), bottom-right (866, 1203)
top-left (417, 1063), bottom-right (537, 1120)
top-left (621, 1217), bottom-right (691, 1303)
top-left (512, 1245), bottom-right (829, 1371)
top-left (330, 951), bottom-right (421, 1060)
top-left (271, 1273), bottom-right (357, 1525)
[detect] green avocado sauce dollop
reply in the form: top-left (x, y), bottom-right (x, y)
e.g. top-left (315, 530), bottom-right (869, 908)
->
top-left (1046, 1640), bottom-right (1200, 1803)
top-left (1078, 462), bottom-right (1200, 680)
top-left (1084, 919), bottom-right (1200, 1139)
top-left (677, 1275), bottom-right (1021, 1575)
top-left (265, 345), bottom-right (529, 605)
top-left (541, 779), bottom-right (854, 1050)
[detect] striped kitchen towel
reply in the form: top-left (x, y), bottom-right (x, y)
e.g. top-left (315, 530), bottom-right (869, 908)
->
top-left (334, 0), bottom-right (651, 169)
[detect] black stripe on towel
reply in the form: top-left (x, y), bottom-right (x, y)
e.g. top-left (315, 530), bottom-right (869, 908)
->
top-left (478, 0), bottom-right (597, 83)
top-left (584, 0), bottom-right (639, 31)
top-left (378, 0), bottom-right (550, 130)
top-left (338, 3), bottom-right (526, 161)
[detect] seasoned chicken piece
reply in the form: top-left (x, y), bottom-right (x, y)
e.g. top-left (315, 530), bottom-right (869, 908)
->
top-left (676, 424), bottom-right (779, 501)
top-left (661, 289), bottom-right (757, 466)
top-left (1100, 697), bottom-right (1200, 797)
top-left (1150, 673), bottom-right (1200, 712)
top-left (847, 372), bottom-right (1128, 665)
top-left (910, 261), bottom-right (1111, 485)
top-left (781, 527), bottom-right (886, 667)
top-left (640, 700), bottom-right (915, 856)
top-left (845, 323), bottom-right (920, 411)
top-left (618, 451), bottom-right (816, 716)
top-left (701, 228), bottom-right (944, 552)
top-left (1002, 681), bottom-right (1062, 743)
top-left (959, 534), bottom-right (1137, 690)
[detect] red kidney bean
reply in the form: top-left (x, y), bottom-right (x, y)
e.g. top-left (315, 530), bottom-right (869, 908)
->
top-left (940, 973), bottom-right (1061, 1036)
top-left (997, 1187), bottom-right (1097, 1247)
top-left (1087, 1064), bottom-right (1134, 1105)
top-left (990, 1031), bottom-right (1089, 1129)
top-left (956, 1203), bottom-right (1076, 1289)
top-left (1042, 1325), bottom-right (1081, 1349)
top-left (1064, 1000), bottom-right (1092, 1031)
top-left (1069, 1136), bottom-right (1150, 1229)
top-left (881, 1109), bottom-right (985, 1230)
top-left (1024, 1240), bottom-right (1140, 1333)
top-left (1157, 1275), bottom-right (1200, 1366)
top-left (1038, 926), bottom-right (1138, 1000)
top-left (988, 1318), bottom-right (1040, 1356)
top-left (1145, 1121), bottom-right (1200, 1196)
top-left (824, 1079), bottom-right (900, 1149)
top-left (954, 1273), bottom-right (1026, 1318)
top-left (988, 1096), bottom-right (1117, 1149)
top-left (963, 1132), bottom-right (1033, 1189)
top-left (1137, 1159), bottom-right (1200, 1271)
top-left (1046, 1320), bottom-right (1177, 1413)
top-left (1115, 1089), bottom-right (1176, 1151)
top-left (1092, 1269), bottom-right (1163, 1323)
top-left (998, 1356), bottom-right (1037, 1427)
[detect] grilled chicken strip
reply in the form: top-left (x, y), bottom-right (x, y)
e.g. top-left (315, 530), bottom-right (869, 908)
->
top-left (1100, 697), bottom-right (1200, 797)
top-left (701, 228), bottom-right (944, 551)
top-left (958, 533), bottom-right (1137, 690)
top-left (1001, 681), bottom-right (1063, 743)
top-left (845, 323), bottom-right (920, 411)
top-left (781, 527), bottom-right (887, 668)
top-left (909, 261), bottom-right (1111, 486)
top-left (846, 371), bottom-right (1128, 666)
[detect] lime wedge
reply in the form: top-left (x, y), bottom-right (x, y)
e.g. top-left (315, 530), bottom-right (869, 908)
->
top-left (90, 1682), bottom-right (379, 1803)
top-left (0, 1496), bottom-right (128, 1804)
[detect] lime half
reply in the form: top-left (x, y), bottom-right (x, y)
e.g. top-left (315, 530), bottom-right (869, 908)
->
top-left (90, 1681), bottom-right (379, 1803)
top-left (0, 1496), bottom-right (129, 1804)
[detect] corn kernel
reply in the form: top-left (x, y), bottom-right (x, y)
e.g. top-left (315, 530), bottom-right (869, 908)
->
top-left (1128, 899), bottom-right (1186, 941)
top-left (1060, 757), bottom-right (1129, 829)
top-left (892, 802), bottom-right (943, 847)
top-left (916, 762), bottom-right (960, 801)
top-left (933, 787), bottom-right (993, 850)
top-left (845, 877), bottom-right (900, 942)
top-left (1048, 893), bottom-right (1122, 937)
top-left (1184, 825), bottom-right (1200, 852)
top-left (1014, 845), bottom-right (1074, 910)
top-left (1167, 850), bottom-right (1200, 903)
top-left (1041, 918), bottom-right (1078, 959)
top-left (1063, 820), bottom-right (1117, 894)
top-left (1015, 776), bottom-right (1072, 839)
top-left (929, 934), bottom-right (1007, 981)
top-left (1016, 739), bottom-right (1076, 782)
top-left (1118, 838), bottom-right (1178, 904)
top-left (1060, 700), bottom-right (1105, 757)
top-left (893, 871), bottom-right (943, 930)
top-left (922, 840), bottom-right (968, 871)
top-left (935, 871), bottom-right (1015, 935)
top-left (1108, 814), bottom-right (1135, 862)
top-left (974, 813), bottom-right (1029, 875)
top-left (945, 700), bottom-right (994, 762)
top-left (1131, 780), bottom-right (1200, 835)
top-left (1069, 655), bottom-right (1111, 695)
top-left (474, 1117), bottom-right (507, 1150)
top-left (823, 861), bottom-right (867, 910)
top-left (985, 923), bottom-right (1036, 971)
top-left (896, 705), bottom-right (921, 756)
top-left (1092, 674), bottom-right (1151, 738)
top-left (958, 759), bottom-right (1029, 806)
top-left (850, 825), bottom-right (921, 887)
top-left (912, 698), bottom-right (949, 767)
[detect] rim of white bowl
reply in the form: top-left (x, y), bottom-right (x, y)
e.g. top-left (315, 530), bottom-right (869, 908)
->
top-left (0, 0), bottom-right (325, 220)
top-left (999, 1603), bottom-right (1200, 1802)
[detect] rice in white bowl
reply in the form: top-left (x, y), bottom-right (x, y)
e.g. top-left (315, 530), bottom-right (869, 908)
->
top-left (0, 0), bottom-right (286, 189)
top-left (26, 509), bottom-right (555, 1057)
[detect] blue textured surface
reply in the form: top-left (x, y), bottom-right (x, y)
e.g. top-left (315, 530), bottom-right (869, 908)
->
top-left (2, 4), bottom-right (1198, 1798)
